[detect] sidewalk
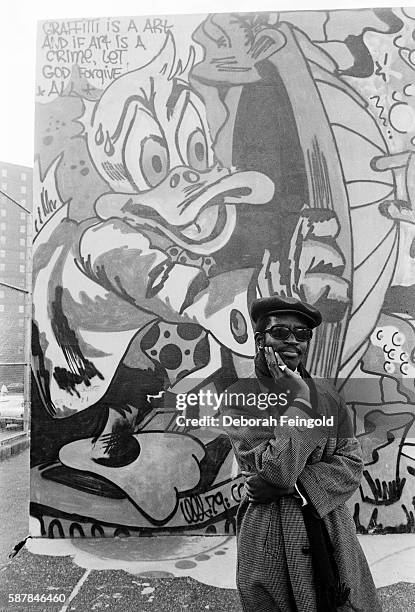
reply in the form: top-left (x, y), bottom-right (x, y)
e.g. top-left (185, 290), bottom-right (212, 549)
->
top-left (0, 534), bottom-right (414, 611)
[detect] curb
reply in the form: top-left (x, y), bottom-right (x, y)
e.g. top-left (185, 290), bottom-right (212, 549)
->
top-left (0, 433), bottom-right (29, 461)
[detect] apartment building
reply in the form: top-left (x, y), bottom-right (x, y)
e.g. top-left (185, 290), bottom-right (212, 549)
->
top-left (0, 162), bottom-right (32, 391)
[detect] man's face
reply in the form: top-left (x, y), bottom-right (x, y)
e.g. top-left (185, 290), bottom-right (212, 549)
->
top-left (260, 313), bottom-right (311, 371)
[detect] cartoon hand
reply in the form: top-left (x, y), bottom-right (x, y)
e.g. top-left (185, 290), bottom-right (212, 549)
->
top-left (373, 152), bottom-right (415, 225)
top-left (379, 200), bottom-right (415, 225)
top-left (288, 208), bottom-right (350, 322)
top-left (191, 13), bottom-right (286, 85)
top-left (256, 249), bottom-right (287, 298)
top-left (361, 470), bottom-right (406, 505)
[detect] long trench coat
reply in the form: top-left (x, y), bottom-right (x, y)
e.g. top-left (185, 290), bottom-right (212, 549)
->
top-left (222, 378), bottom-right (382, 612)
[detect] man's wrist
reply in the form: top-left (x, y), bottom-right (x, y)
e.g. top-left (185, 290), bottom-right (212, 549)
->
top-left (284, 397), bottom-right (315, 421)
top-left (292, 397), bottom-right (312, 411)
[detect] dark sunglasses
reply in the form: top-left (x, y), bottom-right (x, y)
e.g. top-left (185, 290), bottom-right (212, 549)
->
top-left (263, 325), bottom-right (313, 342)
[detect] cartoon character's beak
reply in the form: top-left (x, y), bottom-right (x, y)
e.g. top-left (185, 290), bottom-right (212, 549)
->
top-left (94, 167), bottom-right (275, 253)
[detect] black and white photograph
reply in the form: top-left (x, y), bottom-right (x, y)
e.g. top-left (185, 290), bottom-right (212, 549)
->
top-left (0, 0), bottom-right (414, 610)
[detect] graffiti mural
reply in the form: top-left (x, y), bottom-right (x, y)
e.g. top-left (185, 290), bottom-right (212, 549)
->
top-left (32, 9), bottom-right (415, 537)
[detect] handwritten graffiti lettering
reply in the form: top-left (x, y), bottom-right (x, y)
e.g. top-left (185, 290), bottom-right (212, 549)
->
top-left (143, 19), bottom-right (174, 34)
top-left (78, 67), bottom-right (123, 84)
top-left (45, 49), bottom-right (94, 64)
top-left (180, 488), bottom-right (234, 525)
top-left (230, 482), bottom-right (245, 504)
top-left (42, 66), bottom-right (71, 79)
top-left (102, 50), bottom-right (127, 64)
top-left (42, 20), bottom-right (100, 36)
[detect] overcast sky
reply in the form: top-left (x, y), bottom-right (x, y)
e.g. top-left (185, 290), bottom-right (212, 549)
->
top-left (1, 0), bottom-right (405, 167)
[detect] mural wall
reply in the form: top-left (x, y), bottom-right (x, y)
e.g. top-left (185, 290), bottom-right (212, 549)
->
top-left (32, 9), bottom-right (415, 538)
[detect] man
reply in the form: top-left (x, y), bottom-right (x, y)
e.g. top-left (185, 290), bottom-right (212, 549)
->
top-left (222, 295), bottom-right (381, 611)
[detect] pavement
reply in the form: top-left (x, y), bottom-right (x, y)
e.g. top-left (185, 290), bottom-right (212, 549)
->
top-left (0, 532), bottom-right (414, 611)
top-left (0, 449), bottom-right (29, 568)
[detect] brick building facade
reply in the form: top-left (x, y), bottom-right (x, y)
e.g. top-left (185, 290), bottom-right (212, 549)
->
top-left (0, 162), bottom-right (32, 391)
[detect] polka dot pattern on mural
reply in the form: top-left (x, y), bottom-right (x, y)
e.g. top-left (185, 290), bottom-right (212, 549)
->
top-left (166, 246), bottom-right (217, 276)
top-left (141, 321), bottom-right (210, 385)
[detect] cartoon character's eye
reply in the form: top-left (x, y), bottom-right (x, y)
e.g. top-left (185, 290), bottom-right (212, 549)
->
top-left (187, 128), bottom-right (209, 172)
top-left (176, 96), bottom-right (213, 171)
top-left (123, 107), bottom-right (170, 192)
top-left (140, 136), bottom-right (170, 188)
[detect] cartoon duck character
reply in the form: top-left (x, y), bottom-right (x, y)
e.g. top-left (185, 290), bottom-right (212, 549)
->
top-left (32, 33), bottom-right (277, 520)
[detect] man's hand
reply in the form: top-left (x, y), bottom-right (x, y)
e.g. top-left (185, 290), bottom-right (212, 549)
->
top-left (243, 471), bottom-right (294, 503)
top-left (263, 346), bottom-right (311, 404)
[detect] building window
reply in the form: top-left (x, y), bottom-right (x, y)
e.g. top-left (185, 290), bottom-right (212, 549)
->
top-left (0, 290), bottom-right (3, 298)
top-left (18, 319), bottom-right (24, 327)
top-left (20, 186), bottom-right (26, 194)
top-left (19, 238), bottom-right (25, 246)
top-left (0, 236), bottom-right (5, 244)
top-left (21, 172), bottom-right (26, 181)
top-left (20, 212), bottom-right (26, 220)
top-left (0, 305), bottom-right (4, 312)
top-left (19, 265), bottom-right (25, 273)
top-left (18, 305), bottom-right (24, 313)
top-left (20, 226), bottom-right (25, 234)
top-left (20, 199), bottom-right (26, 206)
top-left (1, 182), bottom-right (7, 190)
top-left (0, 263), bottom-right (5, 271)
top-left (1, 169), bottom-right (7, 178)
top-left (19, 252), bottom-right (25, 260)
top-left (0, 223), bottom-right (6, 230)
top-left (0, 209), bottom-right (5, 217)
top-left (0, 250), bottom-right (5, 258)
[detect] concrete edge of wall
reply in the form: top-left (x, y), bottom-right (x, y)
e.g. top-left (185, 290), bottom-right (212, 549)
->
top-left (0, 434), bottom-right (30, 461)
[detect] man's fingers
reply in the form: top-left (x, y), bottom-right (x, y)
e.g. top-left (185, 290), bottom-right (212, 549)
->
top-left (266, 347), bottom-right (288, 372)
top-left (264, 347), bottom-right (284, 378)
top-left (264, 346), bottom-right (277, 363)
top-left (246, 485), bottom-right (261, 495)
top-left (249, 497), bottom-right (274, 504)
top-left (246, 484), bottom-right (280, 497)
top-left (273, 350), bottom-right (287, 370)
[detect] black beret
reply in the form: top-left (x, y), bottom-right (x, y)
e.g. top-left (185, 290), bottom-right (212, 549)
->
top-left (250, 295), bottom-right (322, 330)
